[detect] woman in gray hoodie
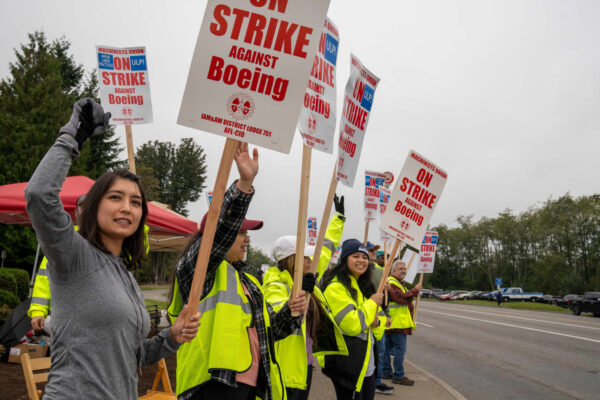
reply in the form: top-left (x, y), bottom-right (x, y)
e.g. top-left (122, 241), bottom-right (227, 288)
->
top-left (25, 98), bottom-right (201, 399)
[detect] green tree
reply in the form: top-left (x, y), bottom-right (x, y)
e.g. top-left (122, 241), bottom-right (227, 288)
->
top-left (0, 31), bottom-right (124, 270)
top-left (135, 138), bottom-right (207, 216)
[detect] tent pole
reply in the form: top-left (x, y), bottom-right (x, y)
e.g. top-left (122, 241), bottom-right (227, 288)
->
top-left (28, 243), bottom-right (41, 298)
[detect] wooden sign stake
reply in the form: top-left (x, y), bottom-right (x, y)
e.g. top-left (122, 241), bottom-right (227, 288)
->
top-left (291, 144), bottom-right (312, 316)
top-left (125, 125), bottom-right (136, 174)
top-left (363, 221), bottom-right (370, 246)
top-left (308, 165), bottom-right (338, 277)
top-left (186, 138), bottom-right (238, 312)
top-left (413, 271), bottom-right (425, 323)
top-left (377, 239), bottom-right (402, 294)
top-left (383, 241), bottom-right (389, 266)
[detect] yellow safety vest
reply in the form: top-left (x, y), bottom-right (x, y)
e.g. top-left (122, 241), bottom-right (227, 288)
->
top-left (320, 275), bottom-right (385, 393)
top-left (168, 261), bottom-right (286, 399)
top-left (316, 213), bottom-right (345, 282)
top-left (386, 276), bottom-right (415, 330)
top-left (263, 267), bottom-right (348, 391)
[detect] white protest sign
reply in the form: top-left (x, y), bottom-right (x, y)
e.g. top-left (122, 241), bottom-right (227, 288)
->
top-left (364, 170), bottom-right (385, 222)
top-left (178, 0), bottom-right (330, 154)
top-left (307, 216), bottom-right (317, 246)
top-left (206, 191), bottom-right (214, 206)
top-left (336, 55), bottom-right (380, 187)
top-left (380, 231), bottom-right (394, 245)
top-left (380, 150), bottom-right (447, 249)
top-left (379, 186), bottom-right (391, 215)
top-left (401, 248), bottom-right (419, 284)
top-left (96, 46), bottom-right (153, 124)
top-left (418, 231), bottom-right (438, 273)
top-left (298, 18), bottom-right (339, 153)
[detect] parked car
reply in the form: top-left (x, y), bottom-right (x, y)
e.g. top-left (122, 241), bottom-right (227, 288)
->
top-left (568, 292), bottom-right (600, 317)
top-left (440, 290), bottom-right (469, 301)
top-left (430, 289), bottom-right (443, 299)
top-left (477, 291), bottom-right (490, 300)
top-left (457, 291), bottom-right (474, 300)
top-left (539, 294), bottom-right (563, 305)
top-left (421, 289), bottom-right (431, 298)
top-left (485, 290), bottom-right (501, 301)
top-left (501, 287), bottom-right (543, 302)
top-left (465, 291), bottom-right (482, 300)
top-left (560, 294), bottom-right (579, 309)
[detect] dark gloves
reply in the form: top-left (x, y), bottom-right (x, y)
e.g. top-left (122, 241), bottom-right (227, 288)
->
top-left (60, 98), bottom-right (111, 149)
top-left (301, 273), bottom-right (316, 294)
top-left (334, 194), bottom-right (345, 216)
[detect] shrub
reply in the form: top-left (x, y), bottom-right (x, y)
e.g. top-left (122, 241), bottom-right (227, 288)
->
top-left (0, 288), bottom-right (19, 308)
top-left (3, 268), bottom-right (29, 301)
top-left (0, 271), bottom-right (17, 297)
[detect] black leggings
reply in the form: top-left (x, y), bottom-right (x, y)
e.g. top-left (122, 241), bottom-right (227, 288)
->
top-left (190, 380), bottom-right (256, 400)
top-left (332, 374), bottom-right (376, 400)
top-left (286, 365), bottom-right (314, 400)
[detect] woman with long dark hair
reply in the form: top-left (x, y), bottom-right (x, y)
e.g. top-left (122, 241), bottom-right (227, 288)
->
top-left (319, 239), bottom-right (386, 400)
top-left (25, 99), bottom-right (200, 400)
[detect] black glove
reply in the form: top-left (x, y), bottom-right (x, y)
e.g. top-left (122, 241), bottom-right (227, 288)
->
top-left (60, 98), bottom-right (111, 149)
top-left (301, 273), bottom-right (316, 294)
top-left (334, 194), bottom-right (345, 216)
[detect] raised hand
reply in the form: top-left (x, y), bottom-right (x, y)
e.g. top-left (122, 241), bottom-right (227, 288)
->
top-left (234, 141), bottom-right (259, 192)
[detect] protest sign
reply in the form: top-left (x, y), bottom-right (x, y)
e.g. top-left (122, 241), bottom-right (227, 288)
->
top-left (364, 170), bottom-right (384, 222)
top-left (96, 46), bottom-right (153, 125)
top-left (336, 55), bottom-right (380, 187)
top-left (380, 150), bottom-right (448, 249)
top-left (418, 231), bottom-right (438, 273)
top-left (402, 247), bottom-right (419, 284)
top-left (307, 216), bottom-right (317, 246)
top-left (206, 191), bottom-right (213, 206)
top-left (178, 0), bottom-right (330, 154)
top-left (298, 18), bottom-right (339, 153)
top-left (383, 171), bottom-right (394, 186)
top-left (179, 0), bottom-right (330, 314)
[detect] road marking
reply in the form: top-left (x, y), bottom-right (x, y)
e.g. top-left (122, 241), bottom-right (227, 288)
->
top-left (416, 322), bottom-right (435, 328)
top-left (420, 309), bottom-right (600, 344)
top-left (422, 304), bottom-right (600, 331)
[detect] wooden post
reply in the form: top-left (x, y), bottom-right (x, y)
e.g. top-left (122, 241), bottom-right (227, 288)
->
top-left (383, 241), bottom-right (389, 267)
top-left (290, 144), bottom-right (312, 316)
top-left (363, 221), bottom-right (370, 246)
top-left (125, 125), bottom-right (136, 174)
top-left (308, 165), bottom-right (338, 276)
top-left (186, 138), bottom-right (238, 312)
top-left (413, 271), bottom-right (425, 323)
top-left (377, 239), bottom-right (402, 294)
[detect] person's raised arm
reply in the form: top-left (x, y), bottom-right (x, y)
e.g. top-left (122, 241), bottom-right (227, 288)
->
top-left (176, 141), bottom-right (259, 303)
top-left (25, 99), bottom-right (110, 280)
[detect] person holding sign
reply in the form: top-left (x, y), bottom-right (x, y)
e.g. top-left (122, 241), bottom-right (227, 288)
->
top-left (263, 197), bottom-right (347, 400)
top-left (168, 143), bottom-right (308, 400)
top-left (24, 99), bottom-right (201, 400)
top-left (319, 239), bottom-right (386, 400)
top-left (381, 260), bottom-right (422, 386)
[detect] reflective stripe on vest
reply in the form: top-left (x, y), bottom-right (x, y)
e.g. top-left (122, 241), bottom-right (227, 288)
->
top-left (387, 276), bottom-right (415, 329)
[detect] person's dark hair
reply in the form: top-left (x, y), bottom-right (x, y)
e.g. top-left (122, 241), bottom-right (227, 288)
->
top-left (78, 169), bottom-right (148, 269)
top-left (320, 256), bottom-right (376, 303)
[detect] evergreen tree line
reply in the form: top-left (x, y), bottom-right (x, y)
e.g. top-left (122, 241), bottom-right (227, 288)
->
top-left (427, 194), bottom-right (600, 296)
top-left (0, 32), bottom-right (208, 277)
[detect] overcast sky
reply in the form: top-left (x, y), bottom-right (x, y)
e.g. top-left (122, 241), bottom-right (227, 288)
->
top-left (2, 0), bottom-right (599, 255)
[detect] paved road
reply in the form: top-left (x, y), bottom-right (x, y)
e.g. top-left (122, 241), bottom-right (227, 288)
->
top-left (408, 301), bottom-right (600, 400)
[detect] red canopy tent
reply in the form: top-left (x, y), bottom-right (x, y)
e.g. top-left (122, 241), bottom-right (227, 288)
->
top-left (0, 176), bottom-right (198, 237)
top-left (0, 176), bottom-right (200, 295)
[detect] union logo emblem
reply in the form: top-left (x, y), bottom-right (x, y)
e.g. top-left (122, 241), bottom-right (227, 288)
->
top-left (226, 93), bottom-right (255, 121)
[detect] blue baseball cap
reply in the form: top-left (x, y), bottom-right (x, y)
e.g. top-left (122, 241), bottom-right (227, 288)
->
top-left (366, 241), bottom-right (380, 251)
